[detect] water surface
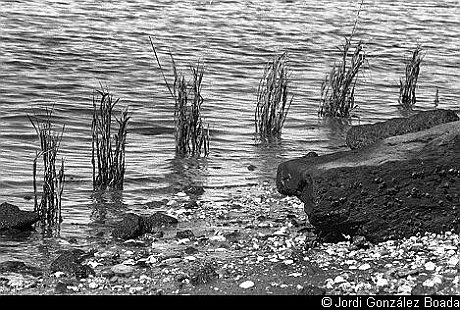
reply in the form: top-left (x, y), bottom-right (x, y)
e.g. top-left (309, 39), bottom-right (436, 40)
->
top-left (1, 0), bottom-right (459, 262)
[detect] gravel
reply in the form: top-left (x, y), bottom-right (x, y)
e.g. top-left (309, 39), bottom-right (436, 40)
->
top-left (1, 184), bottom-right (458, 295)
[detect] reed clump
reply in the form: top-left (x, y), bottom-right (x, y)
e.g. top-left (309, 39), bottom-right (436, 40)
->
top-left (318, 0), bottom-right (365, 118)
top-left (91, 84), bottom-right (130, 190)
top-left (28, 107), bottom-right (65, 234)
top-left (255, 52), bottom-right (292, 141)
top-left (318, 38), bottom-right (366, 118)
top-left (149, 37), bottom-right (210, 157)
top-left (399, 45), bottom-right (423, 110)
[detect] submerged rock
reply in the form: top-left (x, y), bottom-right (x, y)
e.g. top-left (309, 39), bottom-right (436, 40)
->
top-left (346, 109), bottom-right (459, 150)
top-left (0, 202), bottom-right (39, 232)
top-left (277, 118), bottom-right (460, 243)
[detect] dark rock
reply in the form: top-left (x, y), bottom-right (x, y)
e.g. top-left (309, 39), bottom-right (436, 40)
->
top-left (142, 212), bottom-right (178, 232)
top-left (247, 164), bottom-right (256, 171)
top-left (189, 262), bottom-right (218, 285)
top-left (0, 202), bottom-right (39, 232)
top-left (184, 185), bottom-right (205, 196)
top-left (184, 246), bottom-right (199, 255)
top-left (223, 230), bottom-right (241, 242)
top-left (55, 281), bottom-right (70, 294)
top-left (185, 201), bottom-right (199, 209)
top-left (0, 261), bottom-right (42, 277)
top-left (111, 213), bottom-right (144, 240)
top-left (299, 284), bottom-right (327, 295)
top-left (411, 283), bottom-right (438, 295)
top-left (112, 212), bottom-right (178, 240)
top-left (303, 151), bottom-right (319, 158)
top-left (346, 109), bottom-right (459, 150)
top-left (350, 235), bottom-right (371, 250)
top-left (277, 120), bottom-right (460, 243)
top-left (50, 249), bottom-right (94, 279)
top-left (176, 229), bottom-right (195, 239)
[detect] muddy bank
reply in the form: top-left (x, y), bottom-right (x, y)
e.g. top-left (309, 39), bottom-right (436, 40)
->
top-left (1, 185), bottom-right (459, 295)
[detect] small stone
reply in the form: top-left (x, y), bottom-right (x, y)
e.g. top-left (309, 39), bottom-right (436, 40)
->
top-left (146, 255), bottom-right (157, 264)
top-left (334, 276), bottom-right (346, 284)
top-left (163, 258), bottom-right (182, 265)
top-left (376, 277), bottom-right (388, 287)
top-left (424, 261), bottom-right (436, 271)
top-left (176, 229), bottom-right (195, 239)
top-left (121, 259), bottom-right (136, 265)
top-left (448, 257), bottom-right (459, 266)
top-left (239, 280), bottom-right (254, 289)
top-left (288, 272), bottom-right (302, 277)
top-left (111, 264), bottom-right (135, 275)
top-left (184, 246), bottom-right (199, 255)
top-left (358, 263), bottom-right (371, 271)
top-left (88, 282), bottom-right (98, 289)
top-left (209, 235), bottom-right (226, 242)
top-left (423, 279), bottom-right (436, 287)
top-left (139, 275), bottom-right (151, 283)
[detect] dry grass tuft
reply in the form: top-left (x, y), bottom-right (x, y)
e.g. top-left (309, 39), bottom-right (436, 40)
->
top-left (318, 0), bottom-right (366, 118)
top-left (149, 36), bottom-right (210, 157)
top-left (91, 84), bottom-right (130, 190)
top-left (399, 45), bottom-right (424, 110)
top-left (28, 106), bottom-right (65, 235)
top-left (255, 52), bottom-right (293, 141)
top-left (318, 39), bottom-right (366, 118)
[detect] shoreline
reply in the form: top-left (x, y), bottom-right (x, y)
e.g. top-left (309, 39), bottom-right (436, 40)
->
top-left (1, 185), bottom-right (459, 295)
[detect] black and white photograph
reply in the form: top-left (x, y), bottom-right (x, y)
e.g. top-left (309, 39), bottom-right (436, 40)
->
top-left (0, 0), bottom-right (459, 298)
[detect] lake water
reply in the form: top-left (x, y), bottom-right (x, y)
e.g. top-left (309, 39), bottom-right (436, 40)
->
top-left (1, 0), bottom-right (459, 262)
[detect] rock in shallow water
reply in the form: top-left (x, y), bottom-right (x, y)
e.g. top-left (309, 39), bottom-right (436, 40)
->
top-left (112, 212), bottom-right (178, 240)
top-left (0, 202), bottom-right (39, 232)
top-left (277, 115), bottom-right (460, 243)
top-left (346, 109), bottom-right (459, 150)
top-left (111, 213), bottom-right (144, 240)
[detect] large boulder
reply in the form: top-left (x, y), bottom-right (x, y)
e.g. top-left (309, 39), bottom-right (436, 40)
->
top-left (277, 120), bottom-right (460, 243)
top-left (346, 109), bottom-right (459, 150)
top-left (0, 202), bottom-right (39, 232)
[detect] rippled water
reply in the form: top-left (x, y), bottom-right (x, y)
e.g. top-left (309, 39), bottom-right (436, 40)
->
top-left (1, 0), bottom-right (459, 261)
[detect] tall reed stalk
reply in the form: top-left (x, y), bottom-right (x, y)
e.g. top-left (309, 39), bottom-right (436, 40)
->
top-left (399, 45), bottom-right (423, 110)
top-left (28, 107), bottom-right (65, 234)
top-left (91, 84), bottom-right (130, 190)
top-left (255, 52), bottom-right (292, 141)
top-left (318, 0), bottom-right (366, 118)
top-left (149, 36), bottom-right (210, 157)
